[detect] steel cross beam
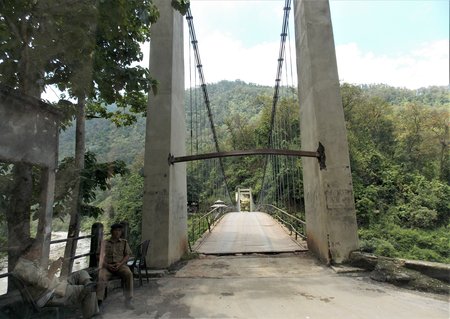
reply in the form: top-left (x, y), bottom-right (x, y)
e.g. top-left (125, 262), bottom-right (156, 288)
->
top-left (169, 144), bottom-right (326, 169)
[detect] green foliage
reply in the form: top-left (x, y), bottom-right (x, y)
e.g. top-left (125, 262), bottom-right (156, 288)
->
top-left (0, 0), bottom-right (60, 93)
top-left (55, 151), bottom-right (128, 219)
top-left (342, 83), bottom-right (449, 262)
top-left (398, 206), bottom-right (438, 229)
top-left (59, 115), bottom-right (146, 165)
top-left (56, 80), bottom-right (449, 263)
top-left (171, 0), bottom-right (190, 16)
top-left (359, 84), bottom-right (450, 107)
top-left (359, 225), bottom-right (450, 263)
top-left (1, 0), bottom-right (159, 261)
top-left (1, 0), bottom-right (159, 122)
top-left (82, 0), bottom-right (159, 124)
top-left (110, 167), bottom-right (144, 250)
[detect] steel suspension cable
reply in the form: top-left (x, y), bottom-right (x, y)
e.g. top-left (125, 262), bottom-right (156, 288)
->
top-left (269, 0), bottom-right (291, 147)
top-left (286, 20), bottom-right (302, 214)
top-left (258, 0), bottom-right (292, 207)
top-left (189, 35), bottom-right (194, 157)
top-left (185, 9), bottom-right (234, 206)
top-left (188, 32), bottom-right (194, 205)
top-left (282, 57), bottom-right (291, 211)
top-left (282, 12), bottom-right (298, 212)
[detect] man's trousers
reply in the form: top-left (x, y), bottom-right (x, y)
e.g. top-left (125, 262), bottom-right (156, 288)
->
top-left (96, 265), bottom-right (133, 301)
top-left (48, 270), bottom-right (99, 319)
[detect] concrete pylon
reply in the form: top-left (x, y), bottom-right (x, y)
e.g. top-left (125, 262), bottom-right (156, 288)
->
top-left (142, 0), bottom-right (188, 268)
top-left (294, 0), bottom-right (359, 264)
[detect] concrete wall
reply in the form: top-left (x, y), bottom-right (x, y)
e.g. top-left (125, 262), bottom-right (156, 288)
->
top-left (0, 86), bottom-right (59, 169)
top-left (0, 85), bottom-right (60, 266)
top-left (142, 0), bottom-right (188, 268)
top-left (294, 0), bottom-right (359, 263)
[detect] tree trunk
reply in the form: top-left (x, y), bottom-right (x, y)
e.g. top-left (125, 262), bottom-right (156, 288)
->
top-left (61, 97), bottom-right (86, 276)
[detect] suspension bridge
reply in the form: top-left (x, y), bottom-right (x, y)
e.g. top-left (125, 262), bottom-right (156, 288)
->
top-left (143, 0), bottom-right (359, 270)
top-left (0, 1), bottom-right (448, 318)
top-left (182, 0), bottom-right (310, 256)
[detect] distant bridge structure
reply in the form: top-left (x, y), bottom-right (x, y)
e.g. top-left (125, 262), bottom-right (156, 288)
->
top-left (236, 188), bottom-right (254, 212)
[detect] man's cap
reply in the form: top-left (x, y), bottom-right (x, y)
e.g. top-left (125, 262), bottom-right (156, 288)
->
top-left (110, 223), bottom-right (124, 230)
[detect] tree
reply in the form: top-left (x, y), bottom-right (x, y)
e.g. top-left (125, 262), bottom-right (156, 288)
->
top-left (55, 152), bottom-right (128, 219)
top-left (0, 0), bottom-right (61, 273)
top-left (394, 102), bottom-right (449, 179)
top-left (53, 0), bottom-right (189, 273)
top-left (0, 0), bottom-right (160, 273)
top-left (50, 0), bottom-right (159, 275)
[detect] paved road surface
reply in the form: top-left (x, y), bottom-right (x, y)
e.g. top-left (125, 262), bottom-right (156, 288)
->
top-left (195, 212), bottom-right (307, 254)
top-left (101, 253), bottom-right (450, 319)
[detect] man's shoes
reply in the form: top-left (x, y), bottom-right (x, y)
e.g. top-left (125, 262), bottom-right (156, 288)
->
top-left (124, 298), bottom-right (135, 310)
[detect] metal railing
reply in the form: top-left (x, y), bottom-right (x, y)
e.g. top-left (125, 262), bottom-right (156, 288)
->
top-left (50, 234), bottom-right (93, 262)
top-left (0, 234), bottom-right (94, 281)
top-left (258, 204), bottom-right (306, 240)
top-left (188, 206), bottom-right (229, 251)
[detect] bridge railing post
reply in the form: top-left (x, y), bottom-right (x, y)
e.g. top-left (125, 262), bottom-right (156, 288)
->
top-left (89, 222), bottom-right (103, 268)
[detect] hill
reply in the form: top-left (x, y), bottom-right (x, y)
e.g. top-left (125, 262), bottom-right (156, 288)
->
top-left (58, 80), bottom-right (449, 263)
top-left (59, 81), bottom-right (448, 164)
top-left (59, 80), bottom-right (274, 163)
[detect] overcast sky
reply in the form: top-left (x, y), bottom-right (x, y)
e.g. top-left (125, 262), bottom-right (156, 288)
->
top-left (148, 0), bottom-right (449, 90)
top-left (44, 1), bottom-right (448, 101)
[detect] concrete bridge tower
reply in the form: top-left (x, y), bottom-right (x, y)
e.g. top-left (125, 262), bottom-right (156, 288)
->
top-left (294, 0), bottom-right (359, 263)
top-left (142, 0), bottom-right (188, 268)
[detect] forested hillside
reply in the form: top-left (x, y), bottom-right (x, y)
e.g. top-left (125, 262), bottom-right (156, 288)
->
top-left (59, 80), bottom-right (273, 163)
top-left (60, 81), bottom-right (449, 262)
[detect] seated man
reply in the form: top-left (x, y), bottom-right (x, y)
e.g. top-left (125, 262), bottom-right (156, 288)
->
top-left (13, 239), bottom-right (99, 319)
top-left (96, 223), bottom-right (134, 309)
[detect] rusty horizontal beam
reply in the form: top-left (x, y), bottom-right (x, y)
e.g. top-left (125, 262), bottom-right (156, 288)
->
top-left (169, 148), bottom-right (320, 165)
top-left (50, 235), bottom-right (92, 245)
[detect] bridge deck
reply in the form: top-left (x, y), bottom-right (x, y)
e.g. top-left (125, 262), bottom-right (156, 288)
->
top-left (195, 212), bottom-right (307, 254)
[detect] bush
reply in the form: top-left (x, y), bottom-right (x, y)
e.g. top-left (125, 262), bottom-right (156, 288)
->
top-left (404, 246), bottom-right (442, 262)
top-left (398, 206), bottom-right (438, 229)
top-left (374, 239), bottom-right (398, 258)
top-left (359, 223), bottom-right (450, 263)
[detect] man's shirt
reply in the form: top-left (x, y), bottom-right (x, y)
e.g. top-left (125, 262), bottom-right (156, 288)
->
top-left (103, 238), bottom-right (132, 264)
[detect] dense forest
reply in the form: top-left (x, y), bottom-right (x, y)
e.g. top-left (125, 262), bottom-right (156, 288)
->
top-left (2, 80), bottom-right (448, 263)
top-left (57, 80), bottom-right (449, 263)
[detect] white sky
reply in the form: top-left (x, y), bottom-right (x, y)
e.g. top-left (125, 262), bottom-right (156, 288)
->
top-left (44, 0), bottom-right (449, 101)
top-left (141, 0), bottom-right (449, 90)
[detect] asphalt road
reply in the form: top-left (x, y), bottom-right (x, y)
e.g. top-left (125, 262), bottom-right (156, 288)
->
top-left (100, 253), bottom-right (450, 319)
